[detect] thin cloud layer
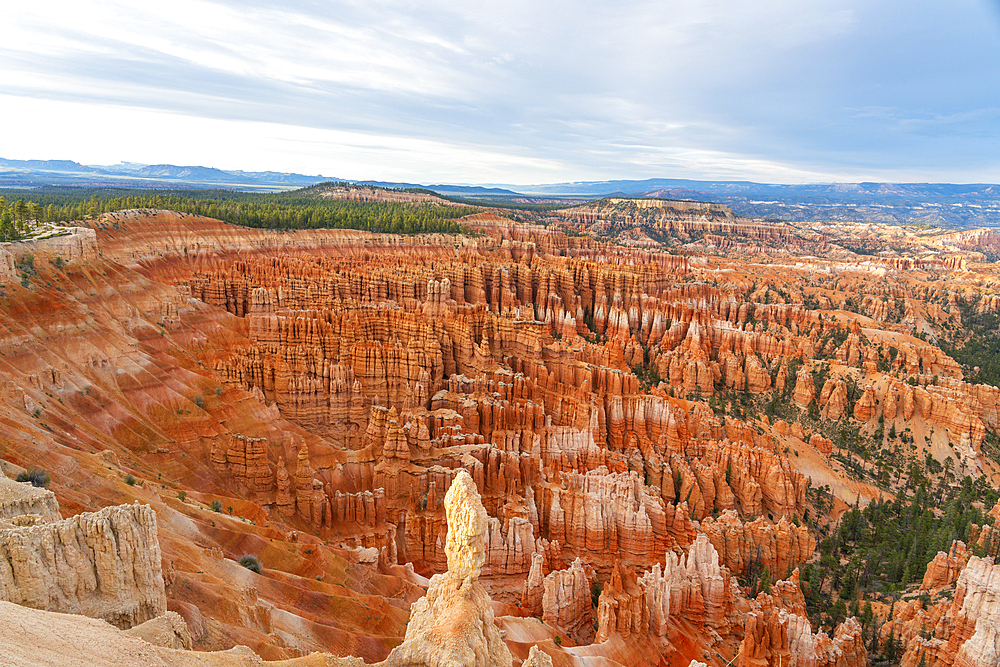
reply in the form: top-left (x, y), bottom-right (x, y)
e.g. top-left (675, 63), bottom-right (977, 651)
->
top-left (2, 0), bottom-right (999, 183)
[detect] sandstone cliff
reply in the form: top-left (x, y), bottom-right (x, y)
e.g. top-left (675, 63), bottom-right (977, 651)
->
top-left (700, 510), bottom-right (815, 577)
top-left (738, 577), bottom-right (867, 667)
top-left (891, 556), bottom-right (1000, 667)
top-left (0, 502), bottom-right (166, 628)
top-left (921, 540), bottom-right (971, 591)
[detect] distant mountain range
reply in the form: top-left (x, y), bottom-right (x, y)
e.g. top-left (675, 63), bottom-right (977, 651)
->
top-left (2, 158), bottom-right (999, 228)
top-left (0, 158), bottom-right (334, 190)
top-left (528, 178), bottom-right (1000, 229)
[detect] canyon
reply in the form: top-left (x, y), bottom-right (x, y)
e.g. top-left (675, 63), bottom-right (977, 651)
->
top-left (0, 199), bottom-right (999, 666)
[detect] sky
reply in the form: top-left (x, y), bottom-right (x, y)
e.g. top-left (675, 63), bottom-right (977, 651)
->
top-left (2, 0), bottom-right (1000, 185)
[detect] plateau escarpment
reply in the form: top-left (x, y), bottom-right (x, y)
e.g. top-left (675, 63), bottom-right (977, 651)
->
top-left (0, 202), bottom-right (999, 667)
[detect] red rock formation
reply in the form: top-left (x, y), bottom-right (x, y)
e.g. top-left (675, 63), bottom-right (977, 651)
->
top-left (737, 598), bottom-right (790, 667)
top-left (853, 385), bottom-right (878, 422)
top-left (820, 377), bottom-right (848, 420)
top-left (792, 370), bottom-right (816, 409)
top-left (740, 588), bottom-right (868, 667)
top-left (211, 434), bottom-right (273, 499)
top-left (521, 552), bottom-right (545, 616)
top-left (640, 534), bottom-right (737, 636)
top-left (769, 569), bottom-right (807, 618)
top-left (892, 556), bottom-right (1000, 667)
top-left (700, 511), bottom-right (815, 578)
top-left (922, 541), bottom-right (971, 591)
top-left (808, 433), bottom-right (832, 455)
top-left (381, 469), bottom-right (514, 667)
top-left (595, 561), bottom-right (649, 643)
top-left (541, 557), bottom-right (595, 644)
top-left (18, 205), bottom-right (1000, 665)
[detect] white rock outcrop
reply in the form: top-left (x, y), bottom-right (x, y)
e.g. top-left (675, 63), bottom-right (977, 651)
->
top-left (0, 502), bottom-right (166, 628)
top-left (0, 471), bottom-right (61, 524)
top-left (381, 469), bottom-right (513, 667)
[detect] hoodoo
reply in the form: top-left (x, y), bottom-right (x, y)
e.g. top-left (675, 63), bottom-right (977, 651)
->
top-left (0, 191), bottom-right (998, 667)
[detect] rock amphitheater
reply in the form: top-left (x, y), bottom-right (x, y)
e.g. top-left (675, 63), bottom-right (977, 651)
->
top-left (0, 202), bottom-right (999, 666)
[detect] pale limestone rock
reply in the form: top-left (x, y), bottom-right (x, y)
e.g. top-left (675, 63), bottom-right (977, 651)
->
top-left (640, 533), bottom-right (734, 636)
top-left (951, 556), bottom-right (1000, 667)
top-left (7, 227), bottom-right (98, 264)
top-left (522, 645), bottom-right (553, 667)
top-left (123, 611), bottom-right (193, 650)
top-left (0, 473), bottom-right (61, 523)
top-left (521, 551), bottom-right (544, 616)
top-left (381, 470), bottom-right (512, 667)
top-left (542, 557), bottom-right (594, 644)
top-left (0, 502), bottom-right (166, 629)
top-left (444, 469), bottom-right (488, 583)
top-left (0, 246), bottom-right (14, 283)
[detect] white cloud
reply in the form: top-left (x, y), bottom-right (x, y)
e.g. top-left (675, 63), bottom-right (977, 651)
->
top-left (1, 0), bottom-right (999, 183)
top-left (0, 94), bottom-right (568, 183)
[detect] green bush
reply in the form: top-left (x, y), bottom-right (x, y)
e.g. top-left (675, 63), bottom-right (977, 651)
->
top-left (176, 490), bottom-right (187, 502)
top-left (239, 554), bottom-right (262, 574)
top-left (210, 499), bottom-right (222, 512)
top-left (16, 469), bottom-right (50, 488)
top-left (125, 474), bottom-right (136, 486)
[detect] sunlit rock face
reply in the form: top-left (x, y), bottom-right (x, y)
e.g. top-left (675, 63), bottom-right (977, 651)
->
top-left (888, 556), bottom-right (1000, 667)
top-left (381, 469), bottom-right (513, 667)
top-left (0, 500), bottom-right (165, 629)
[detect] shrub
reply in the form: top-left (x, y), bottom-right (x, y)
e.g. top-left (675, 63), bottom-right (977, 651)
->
top-left (16, 469), bottom-right (50, 488)
top-left (15, 254), bottom-right (35, 275)
top-left (239, 554), bottom-right (262, 574)
top-left (177, 490), bottom-right (187, 502)
top-left (210, 499), bottom-right (222, 512)
top-left (125, 474), bottom-right (136, 486)
top-left (192, 395), bottom-right (205, 409)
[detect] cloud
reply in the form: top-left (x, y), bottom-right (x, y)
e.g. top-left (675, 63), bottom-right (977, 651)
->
top-left (2, 0), bottom-right (1000, 183)
top-left (0, 94), bottom-right (568, 183)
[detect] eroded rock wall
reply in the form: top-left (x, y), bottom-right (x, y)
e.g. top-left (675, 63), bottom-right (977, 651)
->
top-left (0, 502), bottom-right (166, 628)
top-left (0, 471), bottom-right (61, 524)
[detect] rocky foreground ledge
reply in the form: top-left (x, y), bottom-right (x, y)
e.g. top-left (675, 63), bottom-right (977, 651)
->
top-left (2, 460), bottom-right (1000, 667)
top-left (0, 465), bottom-right (165, 628)
top-left (0, 468), bottom-right (553, 667)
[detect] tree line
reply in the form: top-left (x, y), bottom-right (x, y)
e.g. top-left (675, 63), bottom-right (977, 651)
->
top-left (0, 184), bottom-right (480, 236)
top-left (801, 474), bottom-right (998, 663)
top-left (0, 196), bottom-right (41, 241)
